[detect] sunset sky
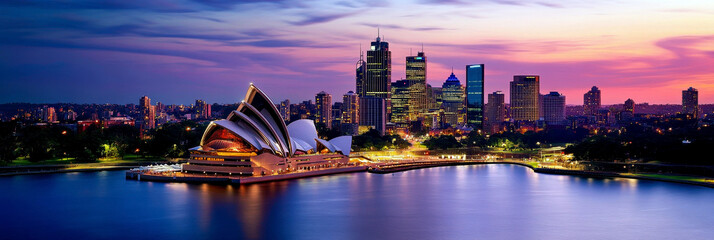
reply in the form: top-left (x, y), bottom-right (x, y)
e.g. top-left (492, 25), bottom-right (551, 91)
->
top-left (1, 0), bottom-right (713, 105)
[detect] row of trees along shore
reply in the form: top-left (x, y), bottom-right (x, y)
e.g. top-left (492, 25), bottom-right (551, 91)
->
top-left (420, 122), bottom-right (712, 165)
top-left (0, 121), bottom-right (205, 164)
top-left (0, 121), bottom-right (410, 165)
top-left (2, 117), bottom-right (711, 166)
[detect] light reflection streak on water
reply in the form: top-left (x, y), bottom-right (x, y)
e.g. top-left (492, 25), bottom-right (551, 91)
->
top-left (0, 166), bottom-right (713, 240)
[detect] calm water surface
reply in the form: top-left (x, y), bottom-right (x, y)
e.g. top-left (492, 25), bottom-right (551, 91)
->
top-left (1, 165), bottom-right (713, 239)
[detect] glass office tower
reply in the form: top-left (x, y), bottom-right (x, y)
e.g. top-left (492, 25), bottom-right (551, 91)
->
top-left (466, 64), bottom-right (484, 130)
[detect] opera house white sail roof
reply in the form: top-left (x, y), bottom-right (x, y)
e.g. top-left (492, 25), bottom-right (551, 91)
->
top-left (194, 84), bottom-right (351, 157)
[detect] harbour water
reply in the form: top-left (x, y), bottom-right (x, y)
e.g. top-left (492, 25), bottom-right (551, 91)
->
top-left (1, 164), bottom-right (712, 239)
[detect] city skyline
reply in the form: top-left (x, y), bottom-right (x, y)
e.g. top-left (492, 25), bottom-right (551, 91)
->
top-left (2, 2), bottom-right (714, 239)
top-left (1, 1), bottom-right (713, 105)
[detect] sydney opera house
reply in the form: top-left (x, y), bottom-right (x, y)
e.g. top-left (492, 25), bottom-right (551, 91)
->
top-left (183, 84), bottom-right (352, 176)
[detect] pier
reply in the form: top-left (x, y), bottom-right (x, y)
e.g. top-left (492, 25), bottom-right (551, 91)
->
top-left (126, 166), bottom-right (368, 185)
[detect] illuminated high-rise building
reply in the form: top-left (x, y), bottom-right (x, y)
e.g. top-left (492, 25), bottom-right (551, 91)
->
top-left (431, 86), bottom-right (443, 111)
top-left (155, 102), bottom-right (164, 113)
top-left (195, 99), bottom-right (211, 119)
top-left (331, 102), bottom-right (343, 130)
top-left (139, 96), bottom-right (155, 129)
top-left (466, 64), bottom-right (485, 130)
top-left (406, 51), bottom-right (426, 82)
top-left (584, 86), bottom-right (601, 116)
top-left (542, 91), bottom-right (566, 125)
top-left (315, 91), bottom-right (332, 127)
top-left (390, 79), bottom-right (411, 128)
top-left (359, 96), bottom-right (386, 135)
top-left (279, 99), bottom-right (290, 122)
top-left (342, 91), bottom-right (359, 124)
top-left (682, 87), bottom-right (699, 118)
top-left (407, 51), bottom-right (427, 121)
top-left (485, 91), bottom-right (505, 133)
top-left (365, 35), bottom-right (391, 100)
top-left (441, 71), bottom-right (463, 127)
top-left (140, 96), bottom-right (150, 110)
top-left (624, 98), bottom-right (635, 113)
top-left (620, 98), bottom-right (636, 122)
top-left (363, 32), bottom-right (391, 122)
top-left (341, 91), bottom-right (359, 135)
top-left (42, 106), bottom-right (57, 122)
top-left (510, 75), bottom-right (540, 122)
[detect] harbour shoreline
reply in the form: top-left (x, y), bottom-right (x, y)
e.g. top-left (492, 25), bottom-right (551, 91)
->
top-left (3, 161), bottom-right (712, 188)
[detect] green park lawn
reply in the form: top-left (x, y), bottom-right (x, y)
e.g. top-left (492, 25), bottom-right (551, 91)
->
top-left (623, 173), bottom-right (713, 183)
top-left (6, 154), bottom-right (163, 167)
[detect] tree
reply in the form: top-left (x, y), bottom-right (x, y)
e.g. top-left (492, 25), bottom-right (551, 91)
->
top-left (352, 129), bottom-right (411, 151)
top-left (423, 135), bottom-right (462, 150)
top-left (145, 121), bottom-right (206, 158)
top-left (20, 126), bottom-right (59, 162)
top-left (0, 122), bottom-right (20, 163)
top-left (71, 125), bottom-right (103, 162)
top-left (461, 131), bottom-right (487, 148)
top-left (103, 125), bottom-right (140, 158)
top-left (316, 122), bottom-right (341, 140)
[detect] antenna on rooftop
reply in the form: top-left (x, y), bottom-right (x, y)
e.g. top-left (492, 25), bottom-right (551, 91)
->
top-left (359, 43), bottom-right (364, 60)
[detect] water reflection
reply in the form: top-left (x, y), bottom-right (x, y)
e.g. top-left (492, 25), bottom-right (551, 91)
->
top-left (0, 167), bottom-right (712, 239)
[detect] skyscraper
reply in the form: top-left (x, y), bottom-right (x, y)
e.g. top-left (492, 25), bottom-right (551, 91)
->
top-left (431, 86), bottom-right (443, 111)
top-left (542, 91), bottom-right (566, 126)
top-left (331, 102), bottom-right (343, 130)
top-left (139, 96), bottom-right (155, 130)
top-left (43, 106), bottom-right (56, 122)
top-left (584, 86), bottom-right (601, 116)
top-left (466, 64), bottom-right (485, 130)
top-left (315, 91), bottom-right (332, 127)
top-left (195, 99), bottom-right (211, 119)
top-left (342, 91), bottom-right (359, 125)
top-left (390, 79), bottom-right (411, 128)
top-left (355, 47), bottom-right (366, 97)
top-left (406, 51), bottom-right (426, 81)
top-left (620, 98), bottom-right (635, 122)
top-left (341, 91), bottom-right (359, 135)
top-left (359, 96), bottom-right (386, 134)
top-left (407, 51), bottom-right (427, 121)
top-left (279, 99), bottom-right (290, 122)
top-left (485, 91), bottom-right (505, 133)
top-left (510, 75), bottom-right (540, 122)
top-left (364, 33), bottom-right (391, 121)
top-left (441, 71), bottom-right (464, 127)
top-left (624, 98), bottom-right (635, 113)
top-left (155, 102), bottom-right (164, 113)
top-left (682, 87), bottom-right (699, 118)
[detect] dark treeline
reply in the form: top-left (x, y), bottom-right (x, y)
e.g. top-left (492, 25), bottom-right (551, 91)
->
top-left (0, 121), bottom-right (206, 164)
top-left (423, 128), bottom-right (590, 150)
top-left (352, 129), bottom-right (411, 151)
top-left (565, 124), bottom-right (714, 165)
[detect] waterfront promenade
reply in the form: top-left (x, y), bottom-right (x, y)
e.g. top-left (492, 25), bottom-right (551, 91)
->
top-left (367, 158), bottom-right (714, 188)
top-left (3, 154), bottom-right (713, 188)
top-left (126, 165), bottom-right (368, 185)
top-left (0, 162), bottom-right (167, 176)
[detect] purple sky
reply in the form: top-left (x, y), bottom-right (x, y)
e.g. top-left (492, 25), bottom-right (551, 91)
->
top-left (1, 0), bottom-right (713, 105)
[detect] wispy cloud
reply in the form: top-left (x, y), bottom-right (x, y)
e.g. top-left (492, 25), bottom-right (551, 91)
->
top-left (288, 12), bottom-right (361, 26)
top-left (0, 0), bottom-right (199, 12)
top-left (535, 2), bottom-right (563, 8)
top-left (360, 23), bottom-right (448, 31)
top-left (418, 0), bottom-right (468, 5)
